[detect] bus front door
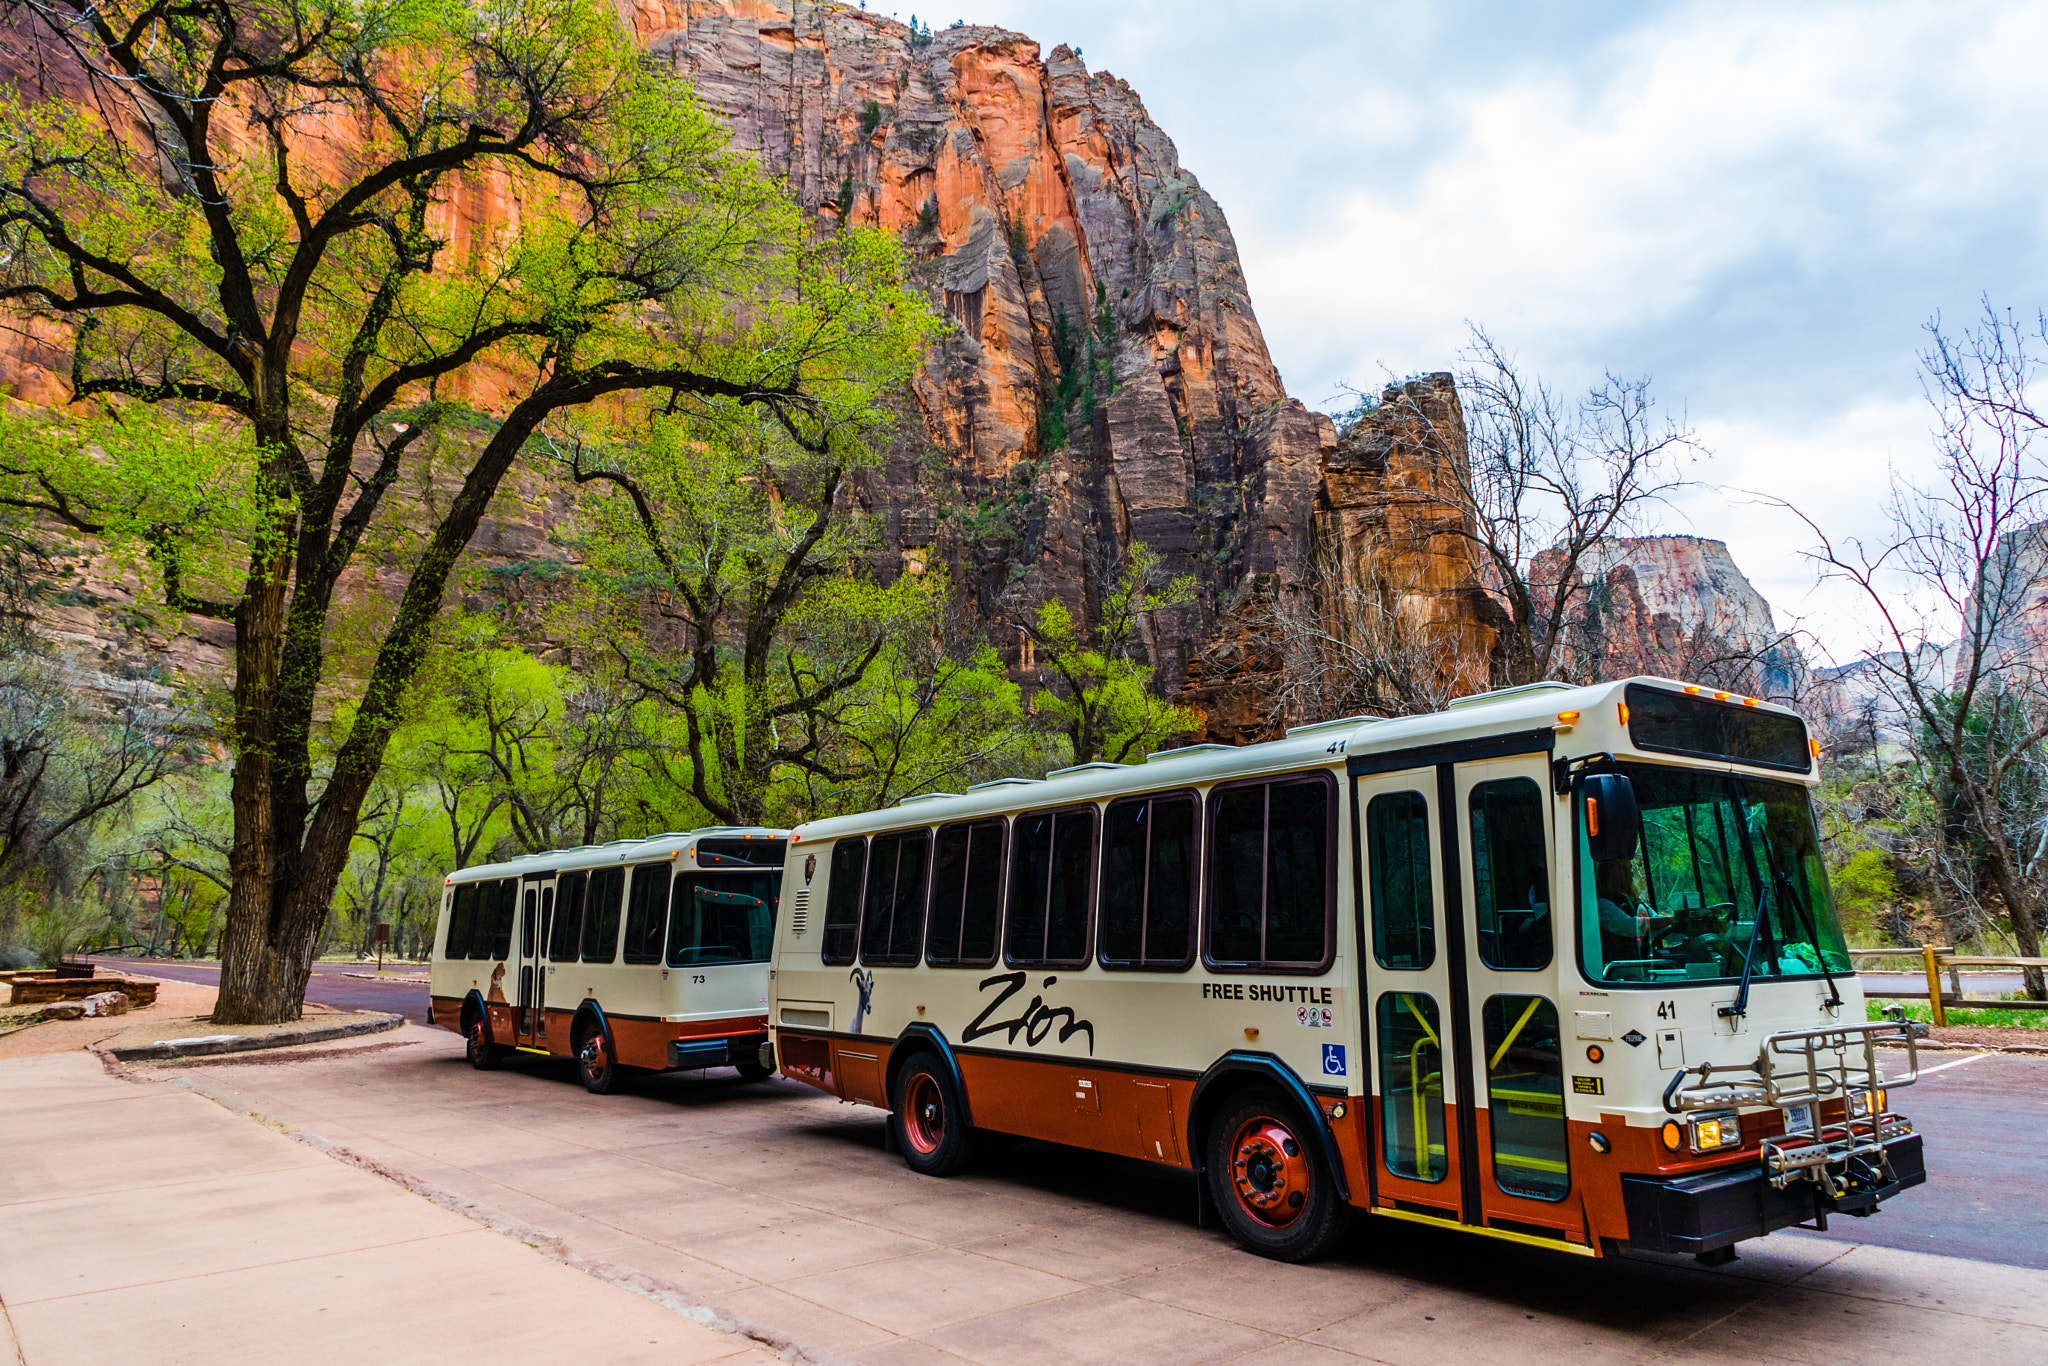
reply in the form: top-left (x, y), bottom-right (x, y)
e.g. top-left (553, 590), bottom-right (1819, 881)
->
top-left (518, 876), bottom-right (554, 1050)
top-left (1452, 754), bottom-right (1577, 1240)
top-left (1354, 766), bottom-right (1468, 1221)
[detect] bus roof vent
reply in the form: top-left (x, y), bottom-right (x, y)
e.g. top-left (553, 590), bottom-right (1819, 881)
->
top-left (895, 792), bottom-right (958, 806)
top-left (1284, 715), bottom-right (1378, 737)
top-left (1446, 680), bottom-right (1576, 711)
top-left (966, 777), bottom-right (1042, 791)
top-left (1146, 743), bottom-right (1233, 762)
top-left (1046, 761), bottom-right (1129, 778)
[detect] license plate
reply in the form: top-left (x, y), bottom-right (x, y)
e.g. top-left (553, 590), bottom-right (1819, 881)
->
top-left (1781, 1103), bottom-right (1815, 1136)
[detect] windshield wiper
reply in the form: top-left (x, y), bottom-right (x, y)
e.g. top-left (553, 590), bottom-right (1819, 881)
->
top-left (1775, 867), bottom-right (1844, 1010)
top-left (1719, 882), bottom-right (1770, 1020)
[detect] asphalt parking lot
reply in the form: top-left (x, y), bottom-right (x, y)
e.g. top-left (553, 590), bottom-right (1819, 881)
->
top-left (155, 1026), bottom-right (2048, 1365)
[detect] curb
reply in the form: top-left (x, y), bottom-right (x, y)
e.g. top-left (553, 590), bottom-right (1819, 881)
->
top-left (107, 1012), bottom-right (405, 1061)
top-left (1879, 1040), bottom-right (2048, 1056)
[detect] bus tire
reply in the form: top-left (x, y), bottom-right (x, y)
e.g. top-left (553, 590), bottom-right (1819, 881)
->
top-left (734, 1061), bottom-right (773, 1083)
top-left (575, 1019), bottom-right (624, 1094)
top-left (465, 1010), bottom-right (505, 1071)
top-left (1205, 1085), bottom-right (1349, 1263)
top-left (891, 1052), bottom-right (974, 1177)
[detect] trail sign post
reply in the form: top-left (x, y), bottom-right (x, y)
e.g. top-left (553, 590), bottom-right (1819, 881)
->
top-left (374, 923), bottom-right (390, 973)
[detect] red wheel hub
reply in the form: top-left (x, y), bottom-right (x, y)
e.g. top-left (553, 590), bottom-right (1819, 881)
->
top-left (580, 1033), bottom-right (607, 1074)
top-left (902, 1072), bottom-right (946, 1154)
top-left (1230, 1116), bottom-right (1311, 1227)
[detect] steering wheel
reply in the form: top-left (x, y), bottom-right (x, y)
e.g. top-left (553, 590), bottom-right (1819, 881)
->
top-left (1652, 925), bottom-right (1691, 954)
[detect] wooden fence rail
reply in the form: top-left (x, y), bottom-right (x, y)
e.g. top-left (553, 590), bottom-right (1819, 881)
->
top-left (1852, 945), bottom-right (2048, 1026)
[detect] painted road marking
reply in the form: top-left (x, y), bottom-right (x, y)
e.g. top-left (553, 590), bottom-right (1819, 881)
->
top-left (1913, 1052), bottom-right (1996, 1078)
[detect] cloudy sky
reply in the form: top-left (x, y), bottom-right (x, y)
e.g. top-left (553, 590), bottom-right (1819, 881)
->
top-left (935, 0), bottom-right (2048, 660)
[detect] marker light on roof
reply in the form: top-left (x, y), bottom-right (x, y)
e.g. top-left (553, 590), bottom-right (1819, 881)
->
top-left (1684, 685), bottom-right (1701, 694)
top-left (1743, 697), bottom-right (1758, 707)
top-left (1556, 711), bottom-right (1579, 728)
top-left (1714, 691), bottom-right (1731, 701)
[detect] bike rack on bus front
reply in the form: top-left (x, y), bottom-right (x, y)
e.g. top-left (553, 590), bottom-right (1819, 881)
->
top-left (1660, 1019), bottom-right (1921, 1199)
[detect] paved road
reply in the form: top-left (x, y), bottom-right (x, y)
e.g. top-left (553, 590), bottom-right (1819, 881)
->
top-left (92, 957), bottom-right (431, 1022)
top-left (1805, 1051), bottom-right (2048, 1269)
top-left (161, 1030), bottom-right (2048, 1365)
top-left (1862, 970), bottom-right (2038, 998)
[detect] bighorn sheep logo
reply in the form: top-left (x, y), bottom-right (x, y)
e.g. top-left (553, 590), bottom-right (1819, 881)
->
top-left (849, 967), bottom-right (876, 1033)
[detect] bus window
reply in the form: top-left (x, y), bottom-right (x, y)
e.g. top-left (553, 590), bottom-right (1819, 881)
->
top-left (926, 819), bottom-right (1005, 966)
top-left (549, 871), bottom-right (586, 962)
top-left (484, 879), bottom-right (517, 960)
top-left (1006, 806), bottom-right (1096, 967)
top-left (1368, 790), bottom-right (1434, 970)
top-left (861, 830), bottom-right (932, 967)
top-left (1100, 793), bottom-right (1197, 969)
top-left (1375, 993), bottom-right (1446, 1181)
top-left (1482, 995), bottom-right (1568, 1201)
top-left (621, 864), bottom-right (670, 964)
top-left (1470, 778), bottom-right (1551, 970)
top-left (670, 871), bottom-right (778, 965)
top-left (581, 865), bottom-right (625, 963)
top-left (446, 883), bottom-right (479, 959)
top-left (821, 839), bottom-right (866, 965)
top-left (1206, 775), bottom-right (1334, 970)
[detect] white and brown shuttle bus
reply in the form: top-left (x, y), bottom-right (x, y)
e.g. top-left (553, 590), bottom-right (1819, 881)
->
top-left (765, 678), bottom-right (1926, 1262)
top-left (430, 828), bottom-right (787, 1092)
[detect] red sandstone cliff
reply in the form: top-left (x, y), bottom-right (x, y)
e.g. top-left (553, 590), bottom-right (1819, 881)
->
top-left (628, 3), bottom-right (1331, 716)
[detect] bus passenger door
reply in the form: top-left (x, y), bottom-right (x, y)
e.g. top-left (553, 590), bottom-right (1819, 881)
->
top-left (1353, 767), bottom-right (1469, 1221)
top-left (1452, 754), bottom-right (1576, 1238)
top-left (519, 877), bottom-right (553, 1049)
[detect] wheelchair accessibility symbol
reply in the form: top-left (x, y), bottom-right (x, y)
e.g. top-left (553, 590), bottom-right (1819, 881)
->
top-left (1322, 1043), bottom-right (1346, 1077)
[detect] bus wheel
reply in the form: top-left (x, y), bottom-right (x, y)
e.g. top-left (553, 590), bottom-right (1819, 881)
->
top-left (891, 1053), bottom-right (974, 1177)
top-left (465, 1012), bottom-right (504, 1071)
top-left (575, 1021), bottom-right (623, 1094)
top-left (1206, 1086), bottom-right (1348, 1263)
top-left (734, 1061), bottom-right (773, 1083)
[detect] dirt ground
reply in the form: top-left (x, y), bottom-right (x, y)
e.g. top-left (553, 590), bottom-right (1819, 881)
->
top-left (1926, 1022), bottom-right (2048, 1049)
top-left (0, 974), bottom-right (221, 1058)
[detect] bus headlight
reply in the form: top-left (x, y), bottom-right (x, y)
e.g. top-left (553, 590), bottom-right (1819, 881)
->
top-left (1690, 1111), bottom-right (1741, 1153)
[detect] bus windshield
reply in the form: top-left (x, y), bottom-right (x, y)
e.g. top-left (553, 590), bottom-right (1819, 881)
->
top-left (1577, 764), bottom-right (1850, 986)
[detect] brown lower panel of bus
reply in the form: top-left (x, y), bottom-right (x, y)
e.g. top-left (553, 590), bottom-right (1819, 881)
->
top-left (782, 1031), bottom-right (1360, 1178)
top-left (779, 1030), bottom-right (1797, 1253)
top-left (430, 995), bottom-right (765, 1073)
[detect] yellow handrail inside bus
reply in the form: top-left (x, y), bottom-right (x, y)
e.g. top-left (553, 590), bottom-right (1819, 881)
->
top-left (1488, 997), bottom-right (1543, 1073)
top-left (1399, 995), bottom-right (1443, 1180)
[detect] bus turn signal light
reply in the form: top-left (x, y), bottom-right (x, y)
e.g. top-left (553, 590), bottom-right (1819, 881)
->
top-left (1660, 1120), bottom-right (1684, 1152)
top-left (1587, 798), bottom-right (1600, 837)
top-left (1618, 701), bottom-right (1630, 725)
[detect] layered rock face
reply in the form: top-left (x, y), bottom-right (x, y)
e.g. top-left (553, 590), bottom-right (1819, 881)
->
top-left (630, 2), bottom-right (1331, 717)
top-left (1531, 535), bottom-right (1803, 697)
top-left (5, 0), bottom-right (1505, 741)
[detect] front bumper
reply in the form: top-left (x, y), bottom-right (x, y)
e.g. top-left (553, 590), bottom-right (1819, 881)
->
top-left (1619, 1131), bottom-right (1925, 1256)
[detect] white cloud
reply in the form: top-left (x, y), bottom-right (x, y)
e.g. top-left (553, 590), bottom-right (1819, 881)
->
top-left (963, 0), bottom-right (2048, 658)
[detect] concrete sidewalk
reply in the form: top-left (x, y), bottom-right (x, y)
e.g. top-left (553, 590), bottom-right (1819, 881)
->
top-left (0, 1052), bottom-right (782, 1366)
top-left (128, 1027), bottom-right (2048, 1366)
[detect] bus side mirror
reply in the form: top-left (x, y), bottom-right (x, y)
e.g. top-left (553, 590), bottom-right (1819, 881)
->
top-left (1583, 773), bottom-right (1641, 863)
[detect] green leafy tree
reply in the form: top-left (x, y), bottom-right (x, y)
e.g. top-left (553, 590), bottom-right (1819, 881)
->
top-left (1021, 545), bottom-right (1199, 766)
top-left (563, 362), bottom-right (947, 826)
top-left (0, 0), bottom-right (929, 1021)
